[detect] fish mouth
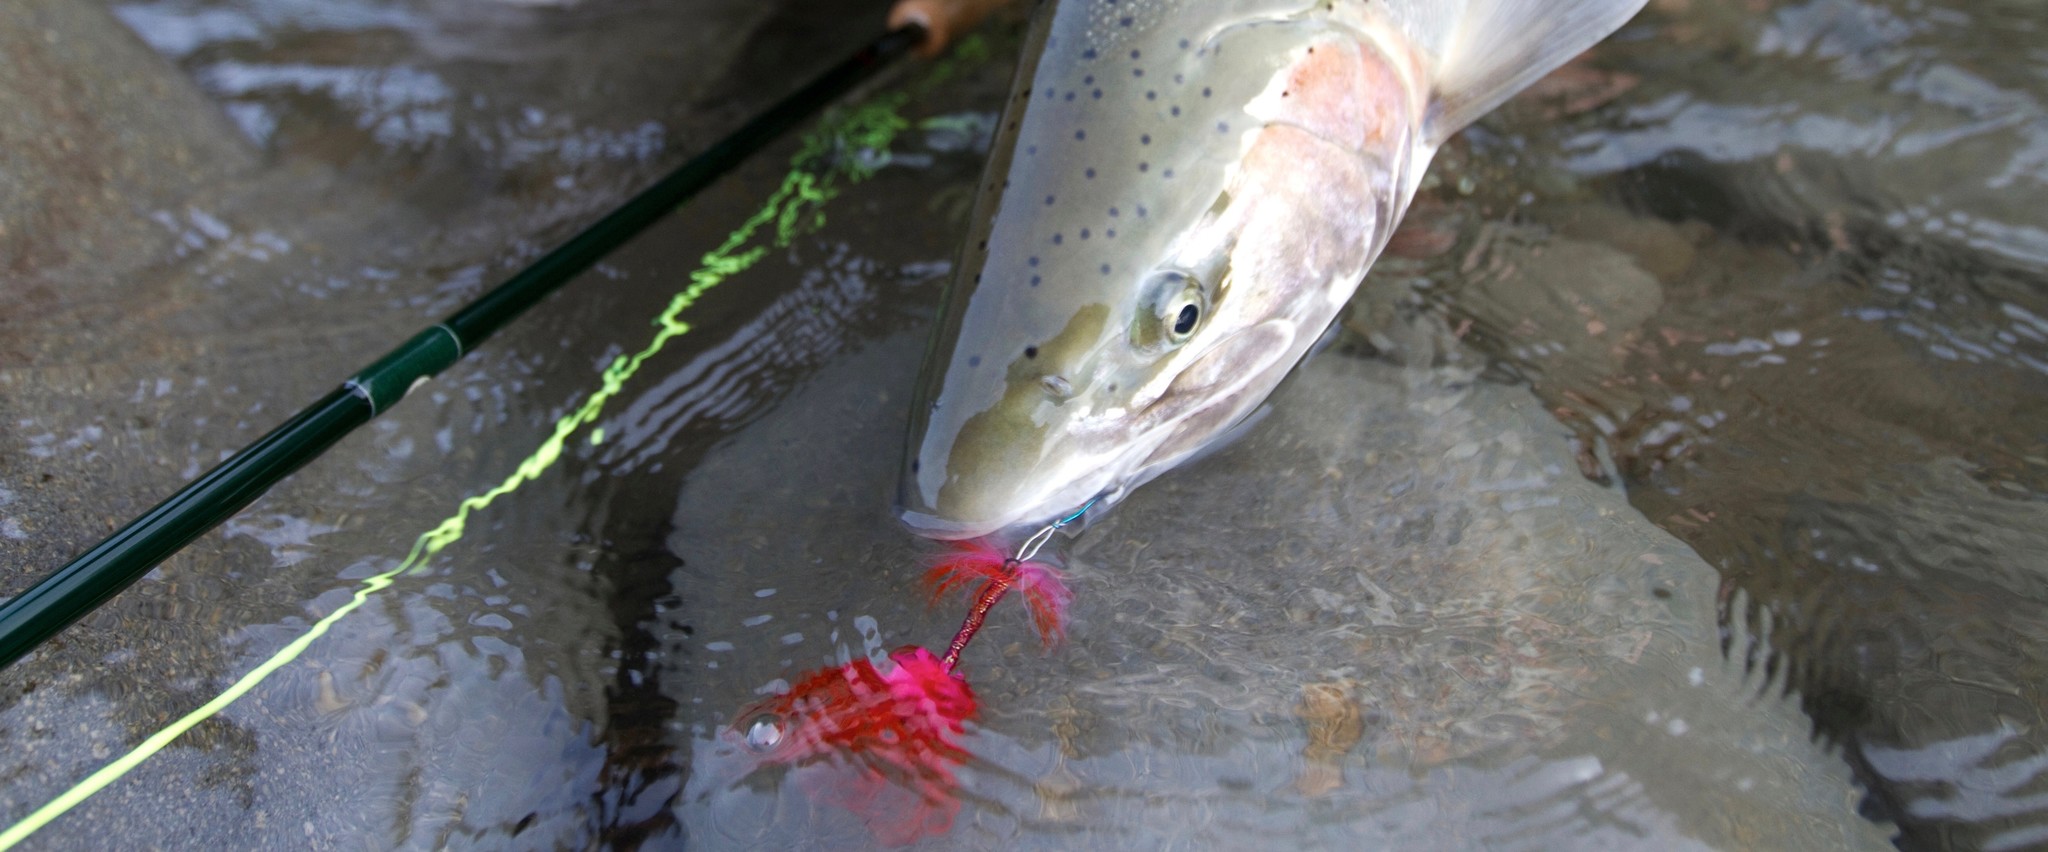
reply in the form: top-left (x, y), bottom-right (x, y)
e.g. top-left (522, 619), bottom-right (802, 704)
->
top-left (896, 484), bottom-right (1092, 541)
top-left (1135, 320), bottom-right (1296, 432)
top-left (898, 322), bottom-right (1294, 542)
top-left (898, 480), bottom-right (1112, 542)
top-left (895, 507), bottom-right (1009, 542)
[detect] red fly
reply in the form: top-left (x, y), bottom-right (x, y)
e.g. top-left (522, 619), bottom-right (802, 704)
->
top-left (925, 538), bottom-right (1073, 652)
top-left (732, 530), bottom-right (1077, 846)
top-left (737, 646), bottom-right (975, 844)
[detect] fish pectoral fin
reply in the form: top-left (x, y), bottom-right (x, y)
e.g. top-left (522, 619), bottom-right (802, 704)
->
top-left (1380, 0), bottom-right (1650, 145)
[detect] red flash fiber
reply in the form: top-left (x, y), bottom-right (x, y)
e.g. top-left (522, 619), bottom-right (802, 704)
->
top-left (740, 647), bottom-right (976, 845)
top-left (733, 536), bottom-right (1073, 845)
top-left (923, 538), bottom-right (1073, 648)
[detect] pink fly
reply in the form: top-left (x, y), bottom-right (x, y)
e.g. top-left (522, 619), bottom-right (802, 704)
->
top-left (731, 534), bottom-right (1074, 845)
top-left (737, 646), bottom-right (977, 845)
top-left (925, 538), bottom-right (1074, 652)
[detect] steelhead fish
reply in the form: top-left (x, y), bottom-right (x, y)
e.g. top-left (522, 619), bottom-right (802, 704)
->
top-left (899, 0), bottom-right (1649, 540)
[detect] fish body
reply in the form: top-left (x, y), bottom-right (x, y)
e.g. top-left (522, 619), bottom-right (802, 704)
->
top-left (899, 0), bottom-right (1649, 540)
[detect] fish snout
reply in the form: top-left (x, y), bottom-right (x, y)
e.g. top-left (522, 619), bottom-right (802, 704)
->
top-left (898, 380), bottom-right (1097, 540)
top-left (897, 461), bottom-right (1046, 541)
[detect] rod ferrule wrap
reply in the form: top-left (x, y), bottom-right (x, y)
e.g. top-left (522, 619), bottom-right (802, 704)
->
top-left (346, 324), bottom-right (462, 415)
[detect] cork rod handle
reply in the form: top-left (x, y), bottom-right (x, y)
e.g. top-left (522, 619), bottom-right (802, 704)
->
top-left (889, 0), bottom-right (1016, 56)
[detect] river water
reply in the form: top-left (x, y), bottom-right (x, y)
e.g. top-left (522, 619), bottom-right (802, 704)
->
top-left (0, 0), bottom-right (2042, 849)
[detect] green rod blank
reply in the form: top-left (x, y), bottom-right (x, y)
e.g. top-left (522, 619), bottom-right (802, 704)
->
top-left (0, 23), bottom-right (925, 672)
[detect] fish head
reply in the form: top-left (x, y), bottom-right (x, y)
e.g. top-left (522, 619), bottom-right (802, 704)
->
top-left (899, 1), bottom-right (1434, 540)
top-left (899, 248), bottom-right (1300, 540)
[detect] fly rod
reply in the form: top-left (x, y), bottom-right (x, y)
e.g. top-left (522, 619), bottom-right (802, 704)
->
top-left (0, 19), bottom-right (958, 672)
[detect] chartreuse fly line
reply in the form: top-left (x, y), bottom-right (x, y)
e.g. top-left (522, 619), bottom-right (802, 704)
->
top-left (0, 37), bottom-right (990, 845)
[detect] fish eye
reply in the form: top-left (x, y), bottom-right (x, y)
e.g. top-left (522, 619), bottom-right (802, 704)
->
top-left (1134, 270), bottom-right (1207, 351)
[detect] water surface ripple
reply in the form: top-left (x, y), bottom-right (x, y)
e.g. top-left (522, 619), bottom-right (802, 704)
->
top-left (3, 0), bottom-right (2044, 849)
